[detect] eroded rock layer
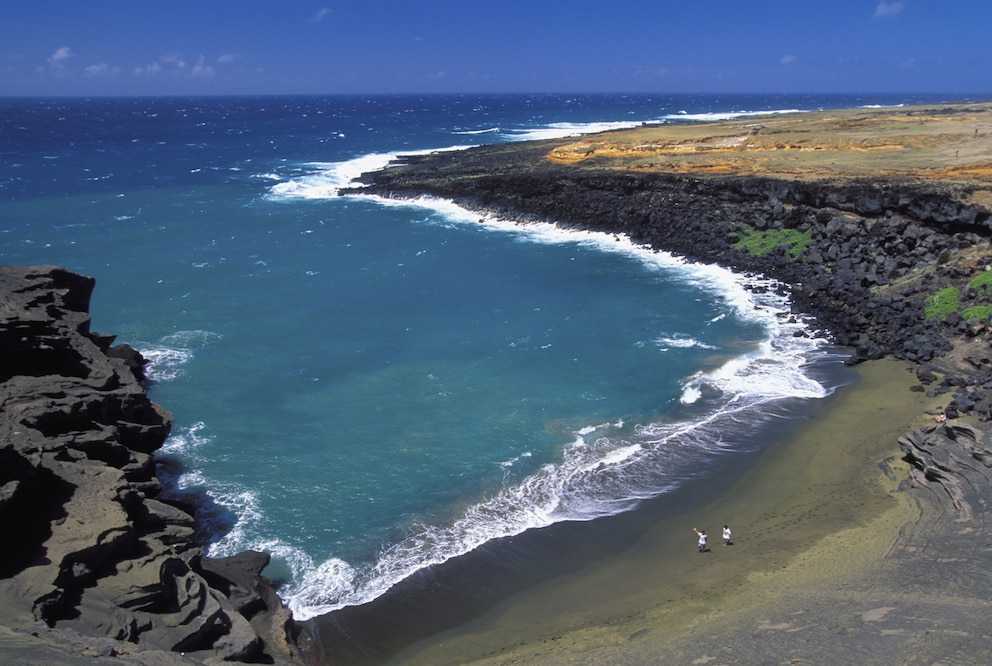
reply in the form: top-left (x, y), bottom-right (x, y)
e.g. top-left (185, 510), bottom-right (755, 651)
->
top-left (0, 265), bottom-right (304, 665)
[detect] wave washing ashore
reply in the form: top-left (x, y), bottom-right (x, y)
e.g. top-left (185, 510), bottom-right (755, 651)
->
top-left (0, 93), bottom-right (955, 629)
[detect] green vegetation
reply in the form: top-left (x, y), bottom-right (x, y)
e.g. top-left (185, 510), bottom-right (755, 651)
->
top-left (962, 305), bottom-right (992, 321)
top-left (730, 226), bottom-right (812, 260)
top-left (924, 270), bottom-right (992, 322)
top-left (925, 287), bottom-right (962, 321)
top-left (968, 269), bottom-right (992, 296)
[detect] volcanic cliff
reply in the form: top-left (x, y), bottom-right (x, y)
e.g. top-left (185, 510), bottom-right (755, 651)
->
top-left (0, 265), bottom-right (308, 665)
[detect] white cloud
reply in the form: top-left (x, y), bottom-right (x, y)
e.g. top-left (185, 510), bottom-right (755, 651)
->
top-left (47, 46), bottom-right (72, 67)
top-left (134, 62), bottom-right (163, 76)
top-left (84, 62), bottom-right (117, 77)
top-left (190, 55), bottom-right (214, 78)
top-left (873, 1), bottom-right (905, 19)
top-left (307, 7), bottom-right (332, 23)
top-left (780, 54), bottom-right (796, 65)
top-left (161, 54), bottom-right (187, 70)
top-left (133, 53), bottom-right (229, 78)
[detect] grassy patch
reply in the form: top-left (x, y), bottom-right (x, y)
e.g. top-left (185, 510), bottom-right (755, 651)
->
top-left (731, 226), bottom-right (812, 260)
top-left (962, 305), bottom-right (992, 321)
top-left (923, 270), bottom-right (992, 322)
top-left (925, 287), bottom-right (962, 321)
top-left (968, 269), bottom-right (992, 296)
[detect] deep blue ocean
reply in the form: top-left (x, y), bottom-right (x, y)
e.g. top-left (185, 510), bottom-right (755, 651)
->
top-left (0, 92), bottom-right (964, 620)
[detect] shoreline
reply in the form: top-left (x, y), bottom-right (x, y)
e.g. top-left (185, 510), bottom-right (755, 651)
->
top-left (324, 102), bottom-right (992, 664)
top-left (394, 357), bottom-right (962, 664)
top-left (312, 350), bottom-right (853, 663)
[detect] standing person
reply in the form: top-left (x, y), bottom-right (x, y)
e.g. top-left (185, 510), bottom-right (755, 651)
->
top-left (693, 527), bottom-right (707, 553)
top-left (723, 525), bottom-right (732, 546)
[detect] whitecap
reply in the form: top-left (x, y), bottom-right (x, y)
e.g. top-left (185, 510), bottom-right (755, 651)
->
top-left (502, 120), bottom-right (644, 142)
top-left (655, 335), bottom-right (717, 351)
top-left (160, 420), bottom-right (210, 456)
top-left (140, 330), bottom-right (222, 383)
top-left (680, 385), bottom-right (702, 404)
top-left (454, 127), bottom-right (500, 135)
top-left (661, 108), bottom-right (806, 123)
top-left (266, 146), bottom-right (469, 202)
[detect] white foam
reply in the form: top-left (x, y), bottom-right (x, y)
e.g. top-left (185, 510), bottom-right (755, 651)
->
top-left (502, 120), bottom-right (644, 142)
top-left (160, 420), bottom-right (210, 456)
top-left (655, 335), bottom-right (717, 351)
top-left (140, 329), bottom-right (222, 383)
top-left (680, 385), bottom-right (702, 405)
top-left (265, 145), bottom-right (472, 202)
top-left (158, 420), bottom-right (266, 559)
top-left (266, 154), bottom-right (394, 201)
top-left (202, 486), bottom-right (265, 558)
top-left (662, 108), bottom-right (806, 122)
top-left (454, 127), bottom-right (500, 135)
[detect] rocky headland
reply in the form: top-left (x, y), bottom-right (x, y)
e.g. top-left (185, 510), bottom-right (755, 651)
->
top-left (0, 266), bottom-right (309, 665)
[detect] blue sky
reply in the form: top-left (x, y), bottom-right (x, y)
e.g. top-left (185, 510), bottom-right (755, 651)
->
top-left (1, 1), bottom-right (989, 96)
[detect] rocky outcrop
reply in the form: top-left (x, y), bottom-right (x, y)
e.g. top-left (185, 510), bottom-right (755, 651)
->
top-left (0, 266), bottom-right (305, 664)
top-left (899, 422), bottom-right (992, 524)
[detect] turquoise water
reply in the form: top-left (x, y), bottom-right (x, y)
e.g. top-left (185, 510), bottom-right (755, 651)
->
top-left (0, 93), bottom-right (951, 619)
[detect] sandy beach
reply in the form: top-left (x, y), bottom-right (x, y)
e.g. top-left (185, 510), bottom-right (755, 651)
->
top-left (392, 358), bottom-right (991, 665)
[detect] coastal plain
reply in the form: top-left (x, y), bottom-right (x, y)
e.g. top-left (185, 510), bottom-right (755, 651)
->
top-left (548, 103), bottom-right (992, 195)
top-left (344, 103), bottom-right (992, 664)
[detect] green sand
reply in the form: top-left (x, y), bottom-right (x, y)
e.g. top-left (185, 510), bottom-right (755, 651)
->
top-left (395, 358), bottom-right (955, 664)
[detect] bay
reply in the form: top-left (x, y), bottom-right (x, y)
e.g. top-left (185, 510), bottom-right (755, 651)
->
top-left (0, 92), bottom-right (949, 619)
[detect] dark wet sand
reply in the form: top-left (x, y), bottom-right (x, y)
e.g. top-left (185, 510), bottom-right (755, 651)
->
top-left (392, 358), bottom-right (990, 665)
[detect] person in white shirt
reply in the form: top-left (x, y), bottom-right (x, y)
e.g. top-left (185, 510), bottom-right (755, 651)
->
top-left (693, 527), bottom-right (707, 553)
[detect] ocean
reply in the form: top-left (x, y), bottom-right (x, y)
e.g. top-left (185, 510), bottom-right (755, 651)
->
top-left (0, 92), bottom-right (960, 629)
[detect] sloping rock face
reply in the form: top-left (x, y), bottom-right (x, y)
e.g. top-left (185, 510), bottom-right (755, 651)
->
top-left (899, 422), bottom-right (992, 524)
top-left (0, 266), bottom-right (304, 664)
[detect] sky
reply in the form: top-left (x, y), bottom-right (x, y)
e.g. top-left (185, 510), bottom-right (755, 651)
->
top-left (1, 1), bottom-right (989, 97)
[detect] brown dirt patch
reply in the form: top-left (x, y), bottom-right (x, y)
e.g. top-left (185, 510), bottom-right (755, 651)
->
top-left (547, 103), bottom-right (992, 193)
